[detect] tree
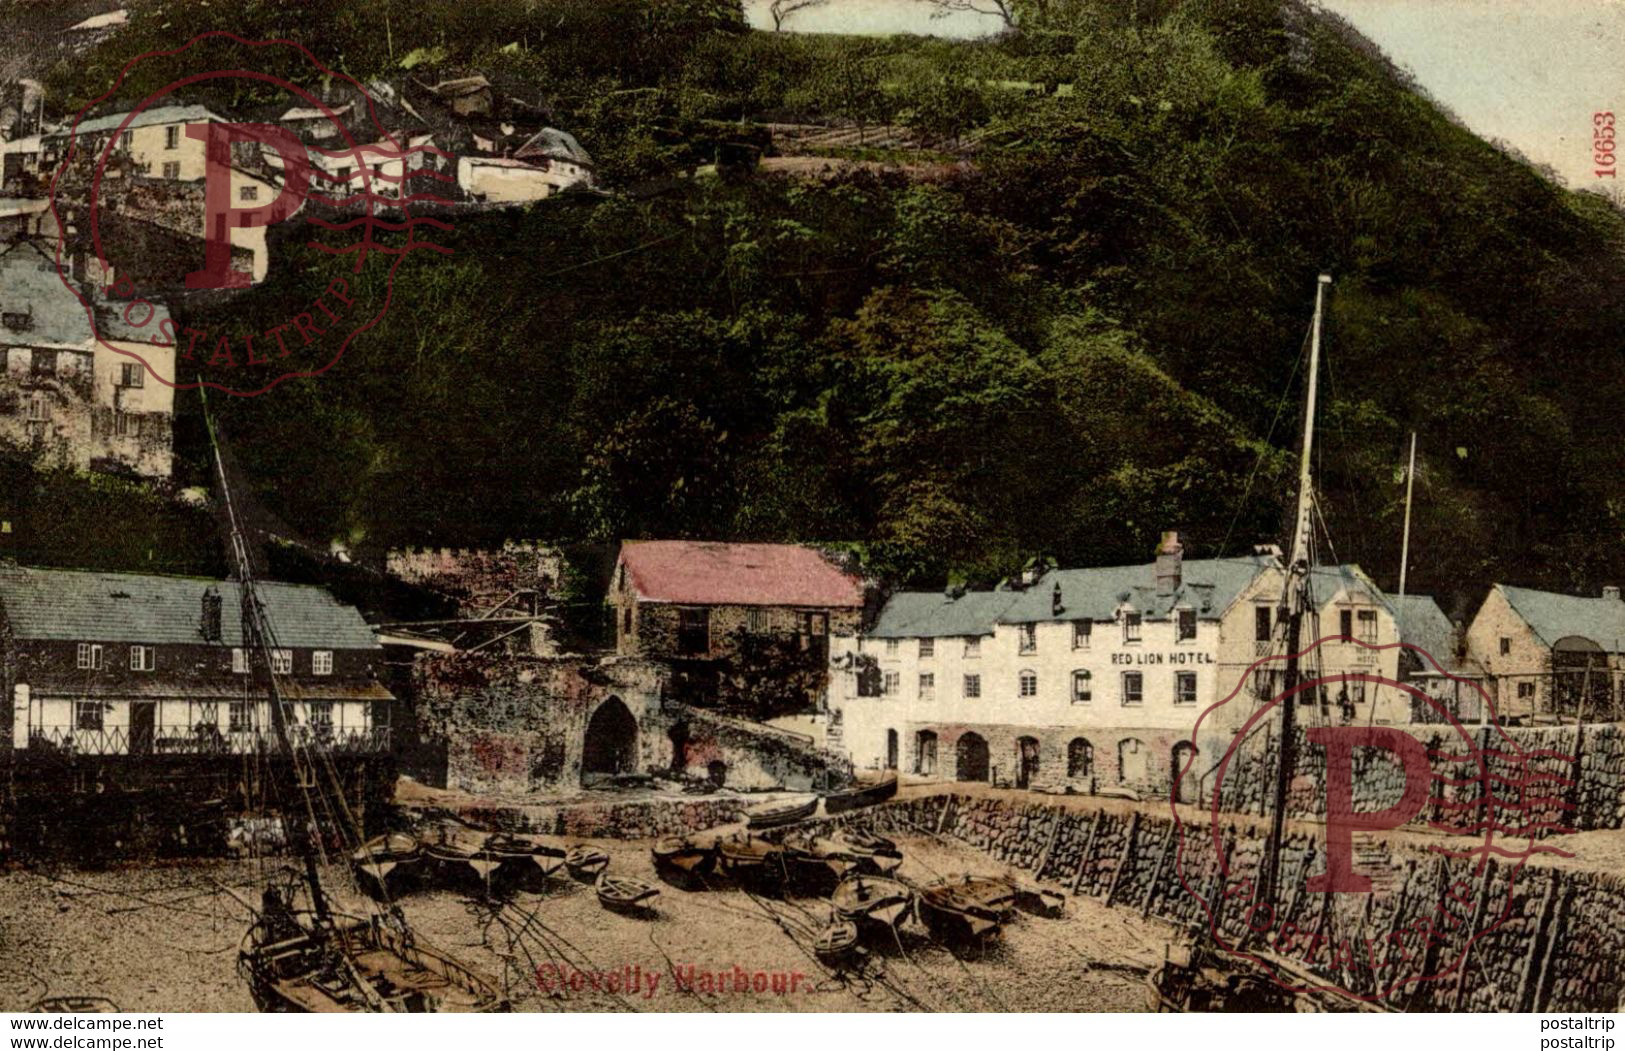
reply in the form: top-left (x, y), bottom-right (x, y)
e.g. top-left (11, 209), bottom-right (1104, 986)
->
top-left (910, 0), bottom-right (1016, 30)
top-left (769, 0), bottom-right (828, 32)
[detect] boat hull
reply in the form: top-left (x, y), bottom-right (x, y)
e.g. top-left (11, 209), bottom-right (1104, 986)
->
top-left (822, 775), bottom-right (899, 815)
top-left (830, 876), bottom-right (914, 938)
top-left (743, 795), bottom-right (819, 830)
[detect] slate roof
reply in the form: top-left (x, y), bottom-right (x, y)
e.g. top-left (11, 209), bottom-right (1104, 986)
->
top-left (867, 588), bottom-right (1024, 639)
top-left (1393, 593), bottom-right (1481, 674)
top-left (0, 239), bottom-right (173, 346)
top-left (1496, 584), bottom-right (1625, 651)
top-left (47, 104), bottom-right (222, 140)
top-left (514, 127), bottom-right (594, 167)
top-left (618, 541), bottom-right (863, 609)
top-left (0, 564), bottom-right (380, 650)
top-left (997, 555), bottom-right (1279, 625)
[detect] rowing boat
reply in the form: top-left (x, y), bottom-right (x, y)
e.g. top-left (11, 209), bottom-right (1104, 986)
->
top-left (349, 832), bottom-right (423, 900)
top-left (716, 832), bottom-right (788, 894)
top-left (822, 774), bottom-right (898, 815)
top-left (825, 828), bottom-right (904, 873)
top-left (595, 873), bottom-right (660, 914)
top-left (651, 836), bottom-right (716, 886)
top-left (743, 794), bottom-right (819, 830)
top-left (565, 844), bottom-right (611, 881)
top-left (916, 876), bottom-right (1019, 943)
top-left (829, 874), bottom-right (914, 937)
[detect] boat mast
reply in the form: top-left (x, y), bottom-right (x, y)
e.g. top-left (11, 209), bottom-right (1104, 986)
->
top-left (1259, 273), bottom-right (1331, 910)
top-left (201, 391), bottom-right (330, 923)
top-left (1397, 431), bottom-right (1417, 604)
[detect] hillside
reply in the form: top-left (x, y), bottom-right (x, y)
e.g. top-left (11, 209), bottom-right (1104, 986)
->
top-left (22, 0), bottom-right (1625, 620)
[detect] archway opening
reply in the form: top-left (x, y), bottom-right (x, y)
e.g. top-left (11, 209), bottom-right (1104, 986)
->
top-left (956, 732), bottom-right (989, 783)
top-left (915, 730), bottom-right (938, 776)
top-left (1171, 742), bottom-right (1199, 805)
top-left (1015, 736), bottom-right (1040, 789)
top-left (583, 697), bottom-right (637, 784)
top-left (1067, 738), bottom-right (1093, 782)
top-left (1118, 737), bottom-right (1148, 787)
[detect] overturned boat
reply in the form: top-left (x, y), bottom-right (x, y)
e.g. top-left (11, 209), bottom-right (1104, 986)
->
top-left (565, 844), bottom-right (611, 881)
top-left (916, 876), bottom-right (1019, 943)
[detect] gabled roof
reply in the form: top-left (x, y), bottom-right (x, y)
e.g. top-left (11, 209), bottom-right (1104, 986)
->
top-left (617, 541), bottom-right (862, 609)
top-left (868, 588), bottom-right (1024, 639)
top-left (0, 238), bottom-right (173, 346)
top-left (998, 555), bottom-right (1279, 624)
top-left (1393, 593), bottom-right (1480, 673)
top-left (0, 564), bottom-right (380, 650)
top-left (514, 127), bottom-right (593, 167)
top-left (47, 104), bottom-right (223, 140)
top-left (1495, 583), bottom-right (1625, 651)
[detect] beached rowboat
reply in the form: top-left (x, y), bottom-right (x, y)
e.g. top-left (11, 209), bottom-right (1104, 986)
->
top-left (916, 876), bottom-right (1020, 942)
top-left (744, 794), bottom-right (819, 829)
top-left (565, 844), bottom-right (611, 881)
top-left (822, 774), bottom-right (898, 815)
top-left (829, 874), bottom-right (914, 936)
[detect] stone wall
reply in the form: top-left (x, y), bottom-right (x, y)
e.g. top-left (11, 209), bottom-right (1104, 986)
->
top-left (1213, 721), bottom-right (1625, 834)
top-left (834, 793), bottom-right (1625, 1013)
top-left (386, 542), bottom-right (565, 616)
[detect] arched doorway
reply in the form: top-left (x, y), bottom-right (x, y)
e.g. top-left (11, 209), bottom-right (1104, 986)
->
top-left (1015, 736), bottom-right (1040, 789)
top-left (1171, 742), bottom-right (1199, 805)
top-left (1118, 737), bottom-right (1148, 786)
top-left (956, 732), bottom-right (989, 782)
top-left (915, 730), bottom-right (938, 776)
top-left (667, 720), bottom-right (689, 774)
top-left (886, 729), bottom-right (899, 770)
top-left (582, 697), bottom-right (637, 784)
top-left (1067, 738), bottom-right (1093, 780)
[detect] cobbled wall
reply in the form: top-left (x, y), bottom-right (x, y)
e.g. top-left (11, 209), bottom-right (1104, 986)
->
top-left (835, 793), bottom-right (1625, 1013)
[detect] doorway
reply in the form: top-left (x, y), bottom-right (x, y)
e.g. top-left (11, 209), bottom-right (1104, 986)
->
top-left (1171, 742), bottom-right (1199, 805)
top-left (956, 732), bottom-right (989, 782)
top-left (130, 702), bottom-right (155, 756)
top-left (582, 697), bottom-right (637, 783)
top-left (885, 729), bottom-right (899, 770)
top-left (1015, 736), bottom-right (1040, 789)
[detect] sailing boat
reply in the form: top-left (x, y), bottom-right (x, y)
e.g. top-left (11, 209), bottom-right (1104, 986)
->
top-left (202, 400), bottom-right (507, 1013)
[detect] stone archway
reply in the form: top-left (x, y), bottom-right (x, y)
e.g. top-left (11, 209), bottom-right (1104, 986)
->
top-left (582, 697), bottom-right (638, 784)
top-left (1171, 741), bottom-right (1199, 805)
top-left (956, 732), bottom-right (989, 783)
top-left (1015, 736), bottom-right (1040, 789)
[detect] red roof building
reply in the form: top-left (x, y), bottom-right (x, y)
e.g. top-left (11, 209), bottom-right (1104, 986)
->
top-left (615, 541), bottom-right (863, 610)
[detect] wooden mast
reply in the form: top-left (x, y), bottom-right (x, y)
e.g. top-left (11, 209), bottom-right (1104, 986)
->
top-left (201, 391), bottom-right (330, 923)
top-left (1259, 273), bottom-right (1331, 911)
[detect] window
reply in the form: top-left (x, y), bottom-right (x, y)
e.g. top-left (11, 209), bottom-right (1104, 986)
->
top-left (1071, 669), bottom-right (1092, 704)
top-left (1018, 624), bottom-right (1037, 654)
top-left (677, 608), bottom-right (710, 655)
top-left (76, 643), bottom-right (103, 670)
top-left (231, 647), bottom-right (248, 674)
top-left (918, 672), bottom-right (934, 697)
top-left (229, 700), bottom-right (255, 732)
top-left (919, 637), bottom-right (934, 659)
top-left (119, 131), bottom-right (133, 150)
top-left (1339, 609), bottom-right (1353, 639)
top-left (1499, 637), bottom-right (1511, 656)
top-left (27, 394), bottom-right (50, 421)
top-left (883, 670), bottom-right (900, 695)
top-left (1, 311), bottom-right (30, 332)
top-left (1517, 681), bottom-right (1535, 699)
top-left (885, 639), bottom-right (900, 656)
top-left (239, 184), bottom-right (259, 202)
top-left (963, 636), bottom-right (980, 658)
top-left (270, 649), bottom-right (293, 675)
top-left (1073, 621), bottom-right (1091, 649)
top-left (113, 412), bottom-right (139, 437)
top-left (129, 644), bottom-right (154, 671)
top-left (1255, 606), bottom-right (1272, 642)
top-left (120, 362), bottom-right (144, 388)
top-left (76, 701), bottom-right (104, 732)
top-left (312, 650), bottom-right (333, 676)
top-left (30, 349), bottom-right (55, 375)
top-left (1175, 672), bottom-right (1197, 705)
top-left (1357, 609), bottom-right (1378, 642)
top-left (1351, 681), bottom-right (1367, 704)
top-left (162, 161), bottom-right (180, 179)
top-left (1177, 609), bottom-right (1196, 642)
top-left (164, 125), bottom-right (180, 149)
top-left (1123, 611), bottom-right (1142, 643)
top-left (335, 165), bottom-right (352, 184)
top-left (964, 674), bottom-right (981, 699)
top-left (1122, 672), bottom-right (1143, 706)
top-left (1018, 670), bottom-right (1037, 697)
top-left (805, 611), bottom-right (829, 636)
top-left (309, 701), bottom-right (334, 736)
top-left (747, 609), bottom-right (768, 633)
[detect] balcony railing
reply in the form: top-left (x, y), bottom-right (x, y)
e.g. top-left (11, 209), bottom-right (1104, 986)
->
top-left (24, 724), bottom-right (390, 758)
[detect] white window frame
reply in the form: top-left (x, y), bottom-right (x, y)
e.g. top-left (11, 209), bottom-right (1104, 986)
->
top-left (229, 699), bottom-right (255, 732)
top-left (129, 644), bottom-right (154, 671)
top-left (164, 124), bottom-right (180, 149)
top-left (1122, 671), bottom-right (1144, 706)
top-left (1018, 624), bottom-right (1037, 654)
top-left (27, 394), bottom-right (50, 422)
top-left (882, 670), bottom-right (900, 695)
top-left (232, 647), bottom-right (248, 674)
top-left (77, 642), bottom-right (103, 670)
top-left (918, 672), bottom-right (934, 698)
top-left (312, 650), bottom-right (333, 676)
top-left (1018, 669), bottom-right (1038, 698)
top-left (964, 674), bottom-right (981, 699)
top-left (1071, 669), bottom-right (1092, 704)
top-left (271, 649), bottom-right (293, 675)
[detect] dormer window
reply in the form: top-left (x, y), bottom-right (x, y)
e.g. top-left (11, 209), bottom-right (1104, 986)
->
top-left (129, 644), bottom-right (154, 671)
top-left (1123, 612), bottom-right (1142, 643)
top-left (1073, 621), bottom-right (1091, 649)
top-left (77, 643), bottom-right (103, 670)
top-left (312, 650), bottom-right (333, 676)
top-left (1018, 624), bottom-right (1037, 654)
top-left (1177, 609), bottom-right (1196, 642)
top-left (270, 649), bottom-right (293, 675)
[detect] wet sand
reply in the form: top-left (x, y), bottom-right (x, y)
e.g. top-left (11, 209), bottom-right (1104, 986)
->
top-left (0, 832), bottom-right (1165, 1013)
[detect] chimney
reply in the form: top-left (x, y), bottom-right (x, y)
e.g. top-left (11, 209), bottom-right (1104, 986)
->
top-left (1155, 531), bottom-right (1183, 595)
top-left (201, 586), bottom-right (223, 642)
top-left (1051, 581), bottom-right (1064, 616)
top-left (1605, 586), bottom-right (1621, 602)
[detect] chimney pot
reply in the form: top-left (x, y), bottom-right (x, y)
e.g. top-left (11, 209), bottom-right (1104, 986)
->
top-left (1155, 530), bottom-right (1183, 595)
